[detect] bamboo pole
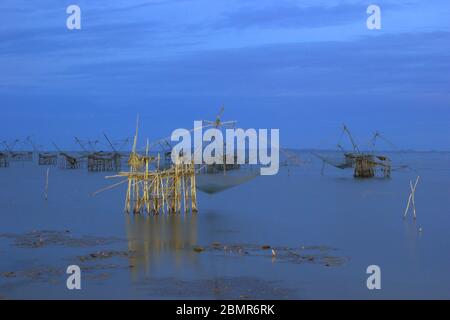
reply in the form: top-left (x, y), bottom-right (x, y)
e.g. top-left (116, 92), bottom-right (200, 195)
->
top-left (154, 154), bottom-right (160, 213)
top-left (160, 174), bottom-right (166, 214)
top-left (181, 164), bottom-right (187, 213)
top-left (91, 178), bottom-right (128, 196)
top-left (177, 165), bottom-right (182, 213)
top-left (404, 176), bottom-right (420, 219)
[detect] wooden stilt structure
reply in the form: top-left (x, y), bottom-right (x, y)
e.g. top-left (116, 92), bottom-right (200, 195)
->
top-left (87, 152), bottom-right (121, 172)
top-left (200, 106), bottom-right (241, 174)
top-left (26, 137), bottom-right (57, 166)
top-left (2, 140), bottom-right (33, 162)
top-left (0, 152), bottom-right (9, 168)
top-left (38, 153), bottom-right (58, 165)
top-left (78, 134), bottom-right (124, 172)
top-left (59, 153), bottom-right (83, 169)
top-left (319, 125), bottom-right (392, 178)
top-left (353, 155), bottom-right (391, 178)
top-left (51, 142), bottom-right (83, 169)
top-left (103, 117), bottom-right (198, 215)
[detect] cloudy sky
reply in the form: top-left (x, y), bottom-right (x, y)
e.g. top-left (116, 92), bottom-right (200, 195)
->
top-left (1, 0), bottom-right (449, 150)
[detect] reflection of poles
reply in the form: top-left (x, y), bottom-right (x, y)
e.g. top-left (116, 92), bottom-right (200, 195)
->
top-left (125, 214), bottom-right (199, 279)
top-left (125, 178), bottom-right (131, 213)
top-left (191, 160), bottom-right (198, 213)
top-left (404, 176), bottom-right (420, 220)
top-left (44, 168), bottom-right (50, 200)
top-left (144, 139), bottom-right (150, 213)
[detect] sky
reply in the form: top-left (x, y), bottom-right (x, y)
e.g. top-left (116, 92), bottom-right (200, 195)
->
top-left (0, 0), bottom-right (449, 151)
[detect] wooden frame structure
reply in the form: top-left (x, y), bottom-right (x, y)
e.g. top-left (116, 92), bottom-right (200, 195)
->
top-left (200, 106), bottom-right (241, 174)
top-left (319, 125), bottom-right (392, 178)
top-left (2, 140), bottom-right (33, 162)
top-left (120, 156), bottom-right (198, 214)
top-left (58, 152), bottom-right (83, 169)
top-left (353, 154), bottom-right (391, 178)
top-left (10, 151), bottom-right (33, 162)
top-left (342, 128), bottom-right (392, 178)
top-left (38, 153), bottom-right (58, 166)
top-left (77, 135), bottom-right (124, 172)
top-left (26, 137), bottom-right (58, 166)
top-left (52, 143), bottom-right (84, 169)
top-left (88, 152), bottom-right (122, 172)
top-left (101, 118), bottom-right (198, 215)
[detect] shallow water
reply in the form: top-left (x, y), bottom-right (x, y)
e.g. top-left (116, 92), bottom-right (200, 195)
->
top-left (0, 151), bottom-right (449, 299)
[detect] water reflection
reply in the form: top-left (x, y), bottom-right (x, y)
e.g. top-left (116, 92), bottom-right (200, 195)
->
top-left (403, 219), bottom-right (419, 259)
top-left (125, 214), bottom-right (198, 279)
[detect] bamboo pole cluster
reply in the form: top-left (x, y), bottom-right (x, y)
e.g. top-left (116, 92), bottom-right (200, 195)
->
top-left (121, 153), bottom-right (198, 215)
top-left (98, 116), bottom-right (198, 215)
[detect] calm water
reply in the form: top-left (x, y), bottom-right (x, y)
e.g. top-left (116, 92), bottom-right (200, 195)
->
top-left (0, 151), bottom-right (449, 299)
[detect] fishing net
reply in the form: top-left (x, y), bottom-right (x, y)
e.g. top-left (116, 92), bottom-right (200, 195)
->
top-left (313, 152), bottom-right (353, 169)
top-left (196, 171), bottom-right (259, 194)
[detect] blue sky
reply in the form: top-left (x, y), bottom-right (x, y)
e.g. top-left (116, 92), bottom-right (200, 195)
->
top-left (0, 0), bottom-right (449, 150)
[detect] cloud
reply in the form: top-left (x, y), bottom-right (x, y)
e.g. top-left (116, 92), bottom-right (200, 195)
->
top-left (214, 4), bottom-right (359, 30)
top-left (1, 0), bottom-right (449, 101)
top-left (211, 1), bottom-right (401, 31)
top-left (0, 0), bottom-right (448, 150)
top-left (39, 31), bottom-right (448, 100)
